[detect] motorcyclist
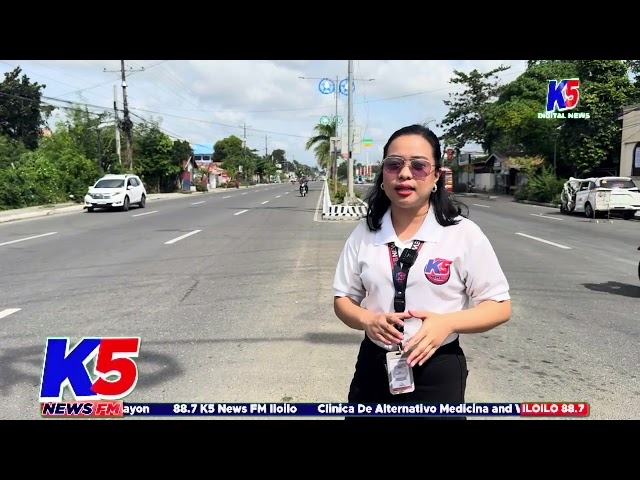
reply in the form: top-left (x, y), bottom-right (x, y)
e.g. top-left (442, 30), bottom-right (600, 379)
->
top-left (300, 178), bottom-right (308, 195)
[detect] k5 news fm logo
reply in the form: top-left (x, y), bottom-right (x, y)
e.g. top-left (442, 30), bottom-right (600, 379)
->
top-left (538, 78), bottom-right (590, 119)
top-left (39, 337), bottom-right (141, 402)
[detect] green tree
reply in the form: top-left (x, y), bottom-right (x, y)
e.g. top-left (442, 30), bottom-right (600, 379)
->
top-left (212, 135), bottom-right (244, 163)
top-left (305, 120), bottom-right (338, 172)
top-left (484, 61), bottom-right (578, 160)
top-left (562, 60), bottom-right (633, 175)
top-left (169, 139), bottom-right (194, 192)
top-left (0, 134), bottom-right (28, 170)
top-left (215, 135), bottom-right (258, 182)
top-left (38, 129), bottom-right (100, 201)
top-left (438, 65), bottom-right (511, 152)
top-left (133, 122), bottom-right (181, 192)
top-left (60, 106), bottom-right (114, 172)
top-left (0, 66), bottom-right (54, 150)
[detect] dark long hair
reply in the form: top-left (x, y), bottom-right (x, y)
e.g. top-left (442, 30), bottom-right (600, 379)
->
top-left (365, 123), bottom-right (468, 231)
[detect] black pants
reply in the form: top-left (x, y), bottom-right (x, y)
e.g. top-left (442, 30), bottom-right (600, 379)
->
top-left (346, 334), bottom-right (469, 421)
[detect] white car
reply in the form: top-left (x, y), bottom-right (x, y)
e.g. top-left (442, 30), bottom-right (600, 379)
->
top-left (84, 174), bottom-right (147, 212)
top-left (560, 176), bottom-right (640, 219)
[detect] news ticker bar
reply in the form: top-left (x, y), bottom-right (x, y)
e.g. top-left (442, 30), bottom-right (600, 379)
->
top-left (41, 402), bottom-right (590, 418)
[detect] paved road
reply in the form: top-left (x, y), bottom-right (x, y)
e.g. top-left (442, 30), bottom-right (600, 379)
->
top-left (455, 194), bottom-right (639, 419)
top-left (0, 183), bottom-right (638, 419)
top-left (0, 182), bottom-right (360, 419)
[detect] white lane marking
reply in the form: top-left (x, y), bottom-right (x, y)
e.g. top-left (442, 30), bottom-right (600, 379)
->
top-left (515, 232), bottom-right (572, 249)
top-left (241, 192), bottom-right (248, 195)
top-left (191, 201), bottom-right (205, 205)
top-left (0, 308), bottom-right (21, 319)
top-left (0, 232), bottom-right (57, 247)
top-left (131, 210), bottom-right (158, 217)
top-left (530, 213), bottom-right (563, 221)
top-left (164, 230), bottom-right (202, 245)
top-left (222, 196), bottom-right (231, 199)
top-left (261, 201), bottom-right (269, 204)
top-left (473, 203), bottom-right (490, 208)
top-left (314, 184), bottom-right (325, 222)
top-left (234, 209), bottom-right (249, 216)
top-left (276, 195), bottom-right (281, 198)
top-left (285, 192), bottom-right (289, 194)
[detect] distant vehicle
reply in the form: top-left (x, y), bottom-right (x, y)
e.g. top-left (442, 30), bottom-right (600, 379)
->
top-left (84, 174), bottom-right (147, 212)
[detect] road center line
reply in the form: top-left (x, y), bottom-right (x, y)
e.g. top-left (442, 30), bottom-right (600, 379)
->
top-left (242, 192), bottom-right (248, 195)
top-left (276, 195), bottom-right (281, 198)
top-left (164, 230), bottom-right (202, 245)
top-left (530, 213), bottom-right (563, 221)
top-left (515, 232), bottom-right (572, 249)
top-left (191, 201), bottom-right (205, 205)
top-left (261, 201), bottom-right (269, 204)
top-left (131, 210), bottom-right (158, 217)
top-left (0, 308), bottom-right (21, 319)
top-left (0, 232), bottom-right (57, 247)
top-left (472, 203), bottom-right (490, 208)
top-left (234, 209), bottom-right (249, 216)
top-left (222, 196), bottom-right (231, 199)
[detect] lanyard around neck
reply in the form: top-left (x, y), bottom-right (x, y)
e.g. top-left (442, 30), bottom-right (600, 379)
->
top-left (387, 240), bottom-right (424, 314)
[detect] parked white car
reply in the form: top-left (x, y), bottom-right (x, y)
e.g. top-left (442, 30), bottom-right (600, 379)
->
top-left (560, 176), bottom-right (640, 219)
top-left (84, 174), bottom-right (147, 212)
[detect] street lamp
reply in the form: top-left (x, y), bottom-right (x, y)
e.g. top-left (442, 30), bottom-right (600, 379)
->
top-left (299, 74), bottom-right (375, 196)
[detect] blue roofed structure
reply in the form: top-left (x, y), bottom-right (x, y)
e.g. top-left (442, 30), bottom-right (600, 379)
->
top-left (192, 144), bottom-right (213, 162)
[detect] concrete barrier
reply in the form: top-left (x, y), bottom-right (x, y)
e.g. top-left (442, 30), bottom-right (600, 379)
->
top-left (321, 180), bottom-right (368, 220)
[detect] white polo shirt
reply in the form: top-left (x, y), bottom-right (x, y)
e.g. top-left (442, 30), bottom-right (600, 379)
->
top-left (333, 206), bottom-right (510, 351)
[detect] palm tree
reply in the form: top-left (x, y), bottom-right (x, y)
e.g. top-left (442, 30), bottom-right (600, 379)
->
top-left (305, 120), bottom-right (338, 179)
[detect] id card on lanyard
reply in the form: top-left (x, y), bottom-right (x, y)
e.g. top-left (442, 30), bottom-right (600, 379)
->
top-left (385, 239), bottom-right (424, 395)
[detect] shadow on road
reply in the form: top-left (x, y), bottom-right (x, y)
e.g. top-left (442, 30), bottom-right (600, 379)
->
top-left (0, 332), bottom-right (363, 395)
top-left (582, 281), bottom-right (640, 298)
top-left (0, 344), bottom-right (184, 397)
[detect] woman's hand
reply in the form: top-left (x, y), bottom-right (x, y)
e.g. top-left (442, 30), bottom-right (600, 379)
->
top-left (403, 310), bottom-right (454, 367)
top-left (363, 312), bottom-right (412, 346)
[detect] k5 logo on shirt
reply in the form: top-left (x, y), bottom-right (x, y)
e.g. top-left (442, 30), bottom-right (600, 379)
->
top-left (424, 258), bottom-right (453, 285)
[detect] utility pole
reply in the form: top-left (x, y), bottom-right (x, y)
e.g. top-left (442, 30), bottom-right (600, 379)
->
top-left (240, 122), bottom-right (251, 182)
top-left (104, 61), bottom-right (143, 170)
top-left (120, 60), bottom-right (133, 170)
top-left (346, 60), bottom-right (355, 203)
top-left (265, 134), bottom-right (269, 183)
top-left (113, 85), bottom-right (122, 165)
top-left (333, 75), bottom-right (340, 196)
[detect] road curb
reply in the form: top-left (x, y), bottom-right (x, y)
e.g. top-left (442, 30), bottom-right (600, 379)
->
top-left (454, 193), bottom-right (500, 201)
top-left (517, 200), bottom-right (559, 208)
top-left (0, 184), bottom-right (273, 225)
top-left (0, 205), bottom-right (85, 224)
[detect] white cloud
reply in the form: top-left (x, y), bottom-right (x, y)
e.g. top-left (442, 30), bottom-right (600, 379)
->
top-left (0, 59), bottom-right (528, 166)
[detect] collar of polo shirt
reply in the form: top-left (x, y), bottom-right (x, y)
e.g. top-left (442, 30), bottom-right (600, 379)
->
top-left (374, 205), bottom-right (444, 246)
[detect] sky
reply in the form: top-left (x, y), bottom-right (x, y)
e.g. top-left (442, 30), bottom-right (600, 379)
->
top-left (0, 60), bottom-right (528, 167)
